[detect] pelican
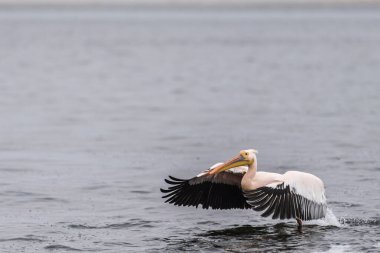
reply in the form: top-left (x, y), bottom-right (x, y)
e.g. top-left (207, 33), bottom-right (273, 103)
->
top-left (161, 149), bottom-right (327, 230)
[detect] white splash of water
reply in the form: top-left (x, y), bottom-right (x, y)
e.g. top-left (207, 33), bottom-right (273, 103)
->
top-left (305, 208), bottom-right (342, 227)
top-left (322, 208), bottom-right (342, 227)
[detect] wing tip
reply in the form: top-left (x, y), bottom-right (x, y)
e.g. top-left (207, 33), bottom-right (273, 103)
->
top-left (168, 175), bottom-right (185, 181)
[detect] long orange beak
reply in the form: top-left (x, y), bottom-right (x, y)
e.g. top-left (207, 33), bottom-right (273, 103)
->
top-left (208, 154), bottom-right (249, 175)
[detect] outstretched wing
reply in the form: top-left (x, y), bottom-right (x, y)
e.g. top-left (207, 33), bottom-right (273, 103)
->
top-left (161, 166), bottom-right (250, 210)
top-left (244, 171), bottom-right (327, 220)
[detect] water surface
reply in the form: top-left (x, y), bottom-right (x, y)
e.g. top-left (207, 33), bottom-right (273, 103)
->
top-left (0, 6), bottom-right (379, 252)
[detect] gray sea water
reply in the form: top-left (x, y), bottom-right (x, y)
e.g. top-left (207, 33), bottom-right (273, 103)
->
top-left (0, 6), bottom-right (379, 252)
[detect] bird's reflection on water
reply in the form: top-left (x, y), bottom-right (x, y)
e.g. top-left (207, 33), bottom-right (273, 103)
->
top-left (163, 224), bottom-right (340, 252)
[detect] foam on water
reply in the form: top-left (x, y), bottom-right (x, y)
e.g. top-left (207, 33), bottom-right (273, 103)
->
top-left (338, 217), bottom-right (379, 226)
top-left (312, 245), bottom-right (352, 253)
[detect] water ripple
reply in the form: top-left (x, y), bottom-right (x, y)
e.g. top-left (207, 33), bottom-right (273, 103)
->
top-left (33, 197), bottom-right (69, 203)
top-left (0, 236), bottom-right (45, 243)
top-left (1, 191), bottom-right (41, 197)
top-left (130, 190), bottom-right (151, 194)
top-left (328, 201), bottom-right (362, 207)
top-left (44, 244), bottom-right (82, 251)
top-left (103, 241), bottom-right (133, 247)
top-left (197, 221), bottom-right (220, 225)
top-left (68, 218), bottom-right (157, 230)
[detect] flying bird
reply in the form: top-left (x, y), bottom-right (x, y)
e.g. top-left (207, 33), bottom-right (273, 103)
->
top-left (160, 149), bottom-right (327, 229)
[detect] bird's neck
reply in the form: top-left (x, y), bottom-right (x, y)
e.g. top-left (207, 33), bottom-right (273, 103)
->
top-left (241, 161), bottom-right (257, 191)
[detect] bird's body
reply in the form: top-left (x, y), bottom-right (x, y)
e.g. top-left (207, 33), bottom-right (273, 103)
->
top-left (161, 149), bottom-right (327, 229)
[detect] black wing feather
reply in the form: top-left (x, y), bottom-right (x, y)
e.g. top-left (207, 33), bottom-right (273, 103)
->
top-left (161, 172), bottom-right (251, 210)
top-left (244, 183), bottom-right (327, 221)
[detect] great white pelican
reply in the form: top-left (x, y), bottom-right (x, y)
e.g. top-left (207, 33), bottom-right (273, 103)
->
top-left (161, 149), bottom-right (327, 229)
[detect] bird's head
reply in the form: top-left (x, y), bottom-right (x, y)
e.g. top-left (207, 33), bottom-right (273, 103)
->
top-left (208, 149), bottom-right (258, 175)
